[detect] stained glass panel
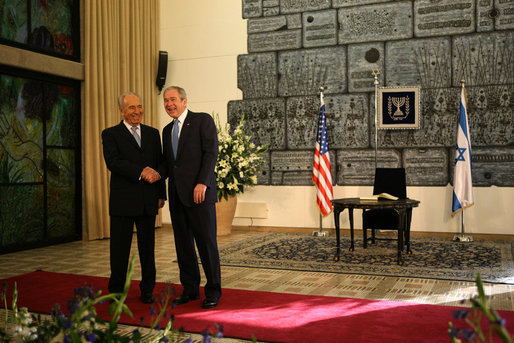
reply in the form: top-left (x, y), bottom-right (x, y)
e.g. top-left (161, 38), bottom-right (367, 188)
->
top-left (0, 67), bottom-right (80, 253)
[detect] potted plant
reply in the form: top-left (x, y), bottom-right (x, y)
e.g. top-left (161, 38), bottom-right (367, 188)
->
top-left (214, 113), bottom-right (267, 235)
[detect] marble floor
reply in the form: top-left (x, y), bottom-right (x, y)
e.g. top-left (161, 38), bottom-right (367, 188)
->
top-left (1, 227), bottom-right (513, 342)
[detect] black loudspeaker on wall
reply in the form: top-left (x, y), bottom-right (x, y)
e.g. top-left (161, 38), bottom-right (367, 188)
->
top-left (156, 51), bottom-right (168, 94)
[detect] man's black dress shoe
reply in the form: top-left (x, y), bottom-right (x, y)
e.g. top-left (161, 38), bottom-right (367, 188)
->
top-left (140, 293), bottom-right (155, 304)
top-left (202, 297), bottom-right (219, 309)
top-left (173, 294), bottom-right (200, 305)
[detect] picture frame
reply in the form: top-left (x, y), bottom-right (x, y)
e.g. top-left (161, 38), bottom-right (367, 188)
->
top-left (377, 86), bottom-right (420, 129)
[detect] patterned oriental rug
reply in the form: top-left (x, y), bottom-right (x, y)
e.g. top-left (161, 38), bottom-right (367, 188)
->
top-left (218, 232), bottom-right (514, 284)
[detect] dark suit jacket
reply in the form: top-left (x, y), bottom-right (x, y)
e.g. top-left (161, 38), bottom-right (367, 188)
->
top-left (161, 111), bottom-right (218, 207)
top-left (102, 121), bottom-right (166, 217)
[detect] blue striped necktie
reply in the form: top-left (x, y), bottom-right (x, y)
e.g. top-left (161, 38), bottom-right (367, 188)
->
top-left (172, 119), bottom-right (180, 158)
top-left (131, 126), bottom-right (141, 147)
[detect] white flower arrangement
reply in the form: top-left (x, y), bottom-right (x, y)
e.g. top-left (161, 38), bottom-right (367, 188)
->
top-left (214, 114), bottom-right (268, 201)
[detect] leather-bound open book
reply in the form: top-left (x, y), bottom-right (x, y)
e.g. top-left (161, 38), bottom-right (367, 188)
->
top-left (360, 193), bottom-right (399, 201)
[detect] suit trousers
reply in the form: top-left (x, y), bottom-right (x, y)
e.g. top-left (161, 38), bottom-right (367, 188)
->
top-left (170, 193), bottom-right (222, 299)
top-left (108, 215), bottom-right (156, 295)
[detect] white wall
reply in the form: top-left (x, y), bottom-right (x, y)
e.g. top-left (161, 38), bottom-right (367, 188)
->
top-left (158, 0), bottom-right (514, 235)
top-left (158, 0), bottom-right (245, 122)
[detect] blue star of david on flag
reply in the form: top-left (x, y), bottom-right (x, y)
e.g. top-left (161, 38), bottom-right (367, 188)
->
top-left (455, 147), bottom-right (466, 162)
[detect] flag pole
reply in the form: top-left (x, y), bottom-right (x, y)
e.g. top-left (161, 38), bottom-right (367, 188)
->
top-left (372, 68), bottom-right (381, 170)
top-left (313, 213), bottom-right (328, 237)
top-left (453, 79), bottom-right (473, 243)
top-left (454, 210), bottom-right (473, 242)
top-left (313, 86), bottom-right (329, 237)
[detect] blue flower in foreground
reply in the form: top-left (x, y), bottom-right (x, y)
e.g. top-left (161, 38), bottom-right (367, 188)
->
top-left (201, 329), bottom-right (212, 343)
top-left (215, 323), bottom-right (224, 332)
top-left (51, 303), bottom-right (62, 318)
top-left (461, 328), bottom-right (475, 340)
top-left (74, 284), bottom-right (97, 300)
top-left (492, 316), bottom-right (506, 327)
top-left (66, 299), bottom-right (79, 314)
top-left (214, 323), bottom-right (224, 337)
top-left (85, 333), bottom-right (96, 342)
top-left (1, 259), bottom-right (228, 342)
top-left (62, 318), bottom-right (73, 330)
top-left (449, 327), bottom-right (460, 338)
top-left (450, 274), bottom-right (513, 343)
top-left (452, 309), bottom-right (469, 319)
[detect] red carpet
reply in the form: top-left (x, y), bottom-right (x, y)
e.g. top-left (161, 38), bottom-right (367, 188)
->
top-left (2, 271), bottom-right (513, 342)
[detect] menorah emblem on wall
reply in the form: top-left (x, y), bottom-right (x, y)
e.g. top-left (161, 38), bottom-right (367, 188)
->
top-left (378, 86), bottom-right (420, 130)
top-left (387, 95), bottom-right (410, 120)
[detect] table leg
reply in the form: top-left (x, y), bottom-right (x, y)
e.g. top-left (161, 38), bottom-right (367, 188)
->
top-left (395, 209), bottom-right (404, 265)
top-left (406, 208), bottom-right (413, 255)
top-left (348, 208), bottom-right (354, 252)
top-left (333, 209), bottom-right (342, 262)
top-left (363, 223), bottom-right (368, 249)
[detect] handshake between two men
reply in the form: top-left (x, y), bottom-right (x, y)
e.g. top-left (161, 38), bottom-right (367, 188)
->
top-left (141, 166), bottom-right (161, 184)
top-left (141, 166), bottom-right (165, 209)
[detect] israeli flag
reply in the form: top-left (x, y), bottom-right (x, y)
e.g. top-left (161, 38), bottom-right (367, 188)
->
top-left (452, 86), bottom-right (474, 214)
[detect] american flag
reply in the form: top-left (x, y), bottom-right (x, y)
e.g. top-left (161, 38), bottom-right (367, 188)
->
top-left (313, 92), bottom-right (333, 216)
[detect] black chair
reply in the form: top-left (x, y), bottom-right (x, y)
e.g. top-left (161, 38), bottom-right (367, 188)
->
top-left (362, 168), bottom-right (411, 256)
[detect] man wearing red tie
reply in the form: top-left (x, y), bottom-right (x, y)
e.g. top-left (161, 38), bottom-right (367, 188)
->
top-left (161, 86), bottom-right (221, 309)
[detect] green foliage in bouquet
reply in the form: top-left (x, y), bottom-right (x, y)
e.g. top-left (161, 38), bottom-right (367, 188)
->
top-left (0, 256), bottom-right (223, 342)
top-left (449, 273), bottom-right (512, 343)
top-left (214, 113), bottom-right (268, 201)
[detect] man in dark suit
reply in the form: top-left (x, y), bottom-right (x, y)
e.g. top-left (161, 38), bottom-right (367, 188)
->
top-left (161, 86), bottom-right (221, 309)
top-left (102, 92), bottom-right (166, 304)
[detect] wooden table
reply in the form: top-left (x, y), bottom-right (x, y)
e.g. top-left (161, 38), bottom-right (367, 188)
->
top-left (331, 197), bottom-right (420, 265)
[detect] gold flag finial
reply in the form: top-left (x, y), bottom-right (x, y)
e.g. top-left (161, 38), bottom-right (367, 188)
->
top-left (372, 68), bottom-right (380, 86)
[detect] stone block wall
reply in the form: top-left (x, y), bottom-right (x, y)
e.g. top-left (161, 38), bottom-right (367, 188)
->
top-left (228, 0), bottom-right (514, 187)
